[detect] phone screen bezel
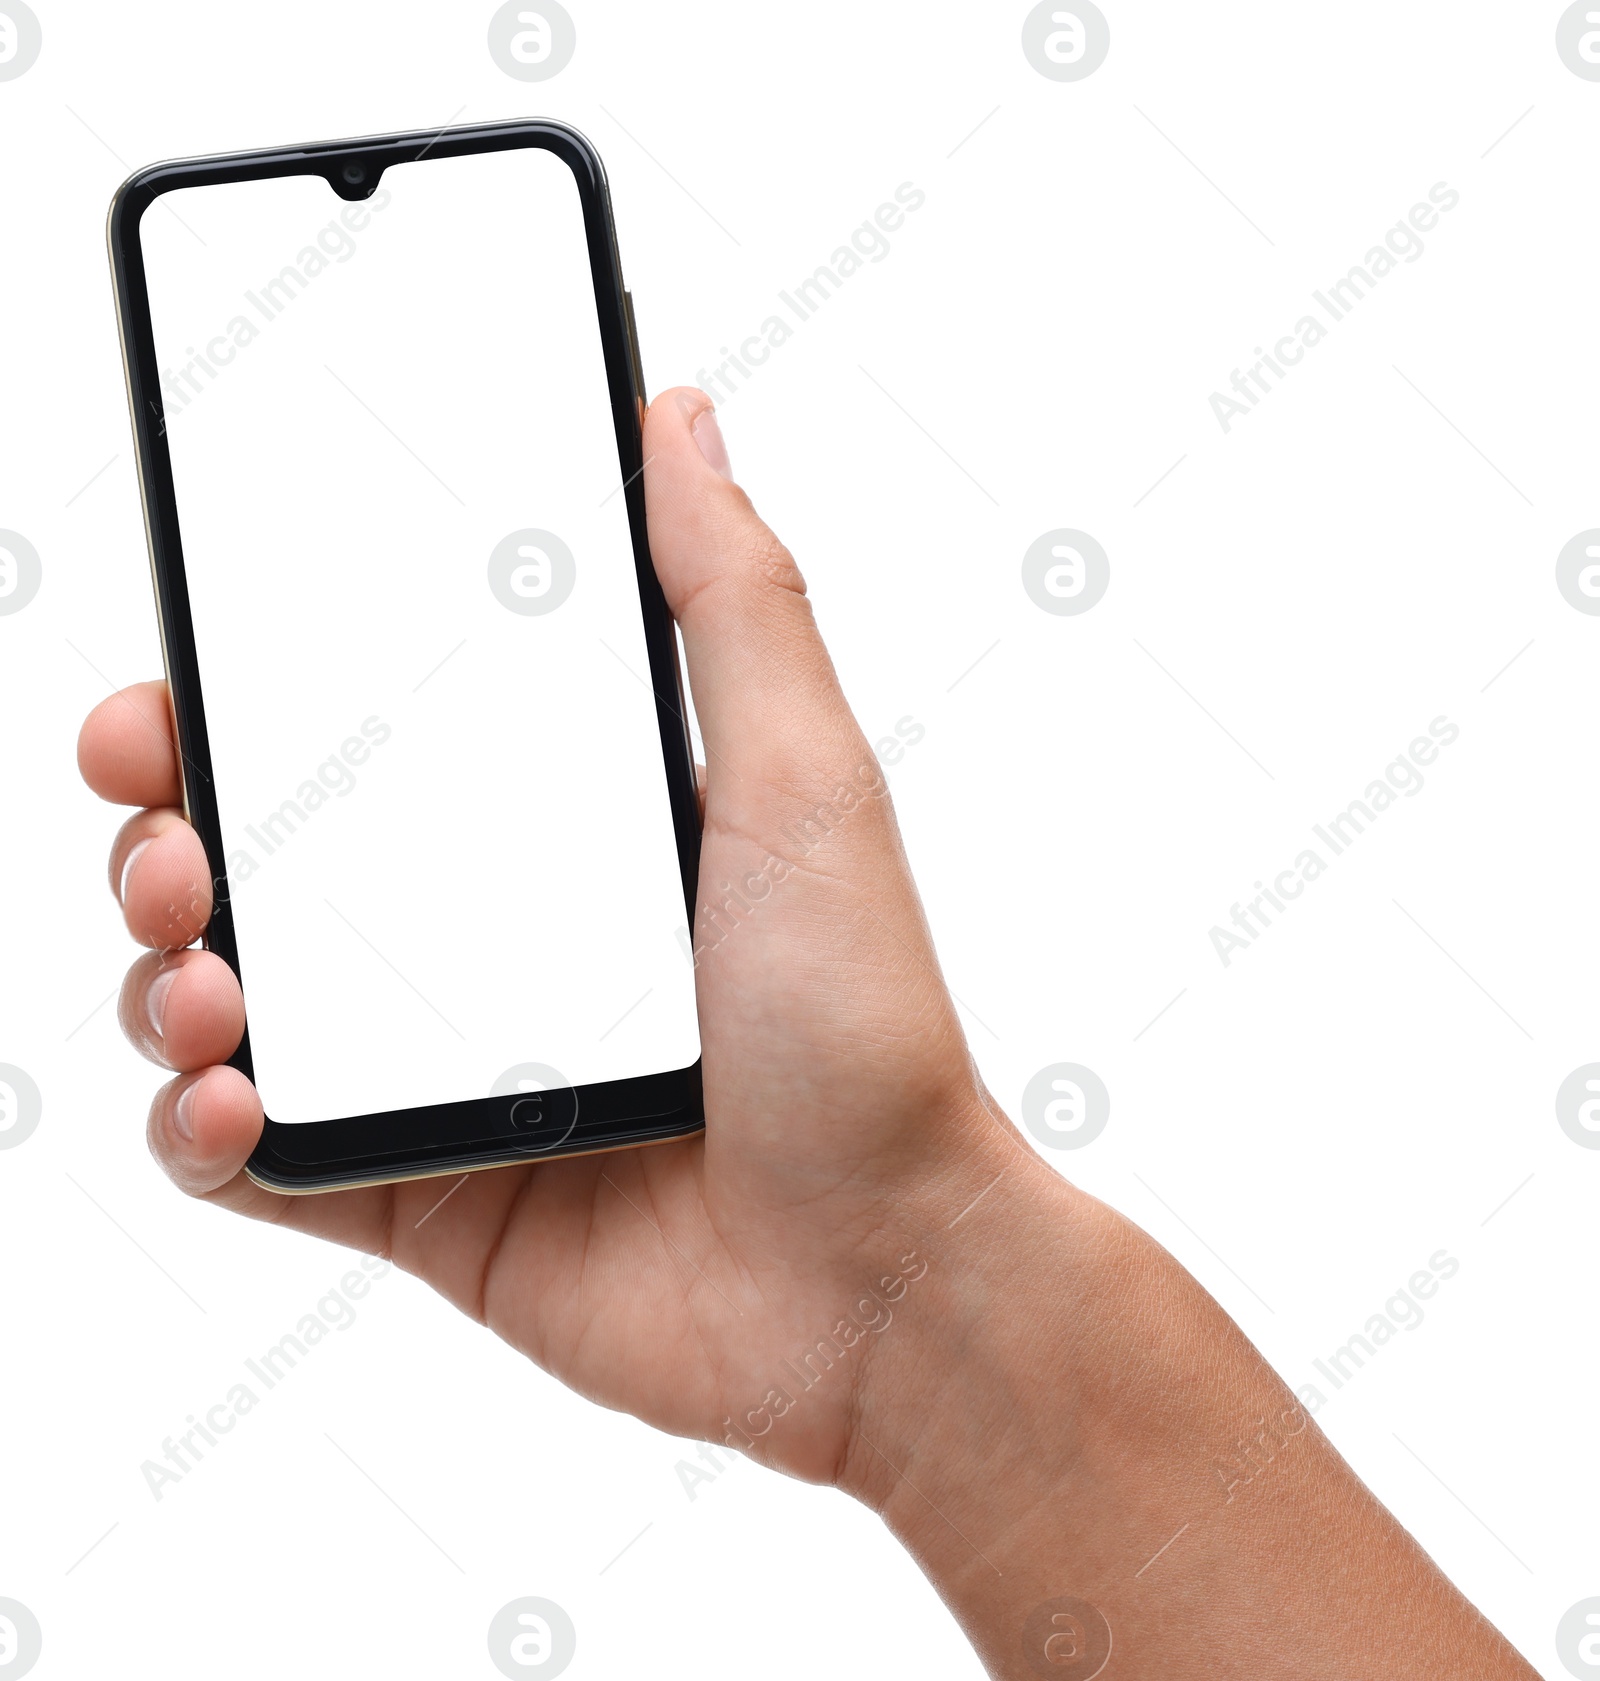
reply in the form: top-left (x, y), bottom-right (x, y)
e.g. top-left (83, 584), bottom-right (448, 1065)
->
top-left (107, 119), bottom-right (704, 1191)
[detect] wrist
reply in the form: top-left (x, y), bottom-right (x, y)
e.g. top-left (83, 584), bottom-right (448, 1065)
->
top-left (836, 1121), bottom-right (1533, 1681)
top-left (839, 1159), bottom-right (1292, 1672)
top-left (838, 1139), bottom-right (1120, 1545)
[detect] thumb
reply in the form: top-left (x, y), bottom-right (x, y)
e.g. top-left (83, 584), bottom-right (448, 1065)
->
top-left (642, 387), bottom-right (863, 786)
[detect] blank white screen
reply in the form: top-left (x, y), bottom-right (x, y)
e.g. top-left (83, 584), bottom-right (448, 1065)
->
top-left (138, 145), bottom-right (699, 1125)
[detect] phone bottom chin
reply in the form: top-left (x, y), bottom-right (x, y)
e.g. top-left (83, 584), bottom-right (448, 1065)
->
top-left (245, 1119), bottom-right (704, 1197)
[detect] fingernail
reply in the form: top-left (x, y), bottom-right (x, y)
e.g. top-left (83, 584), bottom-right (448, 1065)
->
top-left (146, 965), bottom-right (178, 1041)
top-left (119, 838), bottom-right (152, 905)
top-left (172, 1083), bottom-right (195, 1143)
top-left (693, 406), bottom-right (733, 480)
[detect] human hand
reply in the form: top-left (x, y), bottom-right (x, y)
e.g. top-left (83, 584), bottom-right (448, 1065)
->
top-left (77, 385), bottom-right (1026, 1489)
top-left (79, 389), bottom-right (1535, 1679)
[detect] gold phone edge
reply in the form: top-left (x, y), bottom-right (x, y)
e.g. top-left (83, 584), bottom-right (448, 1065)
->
top-left (245, 1124), bottom-right (699, 1196)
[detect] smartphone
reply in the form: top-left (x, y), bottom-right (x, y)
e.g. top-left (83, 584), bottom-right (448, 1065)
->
top-left (107, 119), bottom-right (703, 1193)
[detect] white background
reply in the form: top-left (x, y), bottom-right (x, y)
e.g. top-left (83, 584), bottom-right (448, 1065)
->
top-left (0, 3), bottom-right (1594, 1677)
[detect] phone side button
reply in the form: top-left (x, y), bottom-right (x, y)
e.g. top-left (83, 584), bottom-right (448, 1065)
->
top-left (623, 288), bottom-right (647, 399)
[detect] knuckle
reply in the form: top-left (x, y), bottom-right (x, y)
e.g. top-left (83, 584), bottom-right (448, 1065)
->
top-left (744, 527), bottom-right (806, 598)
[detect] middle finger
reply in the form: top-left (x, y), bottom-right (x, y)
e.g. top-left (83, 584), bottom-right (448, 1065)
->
top-left (111, 809), bottom-right (214, 949)
top-left (119, 948), bottom-right (245, 1071)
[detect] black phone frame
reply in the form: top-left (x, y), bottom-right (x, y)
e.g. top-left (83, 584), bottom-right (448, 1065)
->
top-left (107, 118), bottom-right (704, 1192)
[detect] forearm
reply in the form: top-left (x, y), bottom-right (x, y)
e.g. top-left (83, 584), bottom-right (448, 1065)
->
top-left (841, 1127), bottom-right (1533, 1680)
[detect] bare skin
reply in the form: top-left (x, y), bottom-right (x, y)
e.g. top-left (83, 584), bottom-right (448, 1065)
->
top-left (79, 388), bottom-right (1535, 1679)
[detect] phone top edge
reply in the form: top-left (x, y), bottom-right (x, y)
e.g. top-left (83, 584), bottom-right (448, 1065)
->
top-left (106, 116), bottom-right (607, 225)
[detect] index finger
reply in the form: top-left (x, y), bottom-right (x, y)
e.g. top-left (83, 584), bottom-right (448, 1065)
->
top-left (77, 680), bottom-right (183, 809)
